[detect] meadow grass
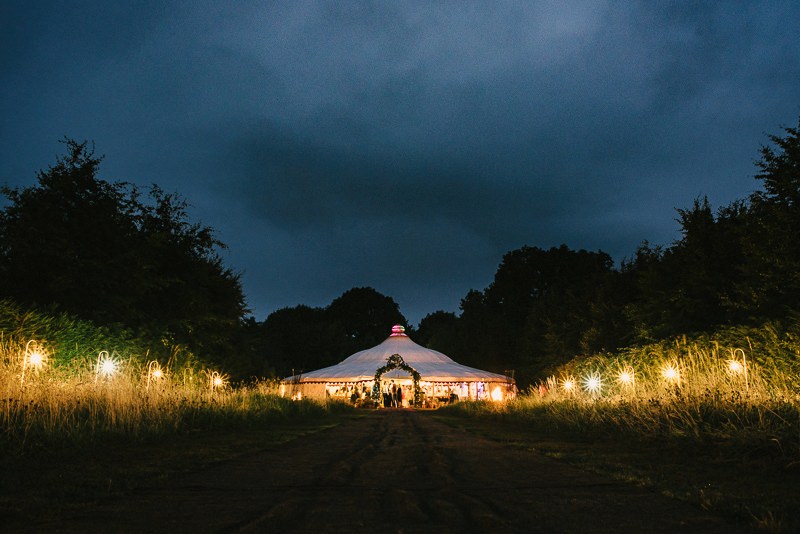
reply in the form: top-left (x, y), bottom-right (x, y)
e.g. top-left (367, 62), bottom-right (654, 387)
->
top-left (0, 301), bottom-right (348, 454)
top-left (443, 325), bottom-right (800, 531)
top-left (450, 325), bottom-right (800, 453)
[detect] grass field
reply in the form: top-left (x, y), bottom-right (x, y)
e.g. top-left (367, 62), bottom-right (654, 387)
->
top-left (3, 301), bottom-right (800, 531)
top-left (1, 300), bottom-right (351, 455)
top-left (442, 326), bottom-right (800, 531)
top-left (0, 303), bottom-right (353, 525)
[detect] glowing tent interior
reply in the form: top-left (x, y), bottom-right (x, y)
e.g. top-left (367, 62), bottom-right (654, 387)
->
top-left (281, 325), bottom-right (516, 406)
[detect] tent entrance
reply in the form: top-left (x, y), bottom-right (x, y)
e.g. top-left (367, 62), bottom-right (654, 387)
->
top-left (372, 353), bottom-right (421, 406)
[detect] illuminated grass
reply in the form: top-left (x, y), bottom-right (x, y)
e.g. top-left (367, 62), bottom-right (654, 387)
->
top-left (449, 326), bottom-right (800, 457)
top-left (442, 329), bottom-right (800, 529)
top-left (0, 302), bottom-right (348, 453)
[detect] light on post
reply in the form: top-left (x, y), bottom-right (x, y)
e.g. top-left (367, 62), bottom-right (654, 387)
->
top-left (21, 340), bottom-right (47, 384)
top-left (661, 363), bottom-right (680, 387)
top-left (582, 372), bottom-right (602, 394)
top-left (95, 351), bottom-right (119, 382)
top-left (147, 361), bottom-right (164, 390)
top-left (209, 370), bottom-right (227, 393)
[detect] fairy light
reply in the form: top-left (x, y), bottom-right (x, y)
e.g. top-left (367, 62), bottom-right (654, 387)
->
top-left (727, 360), bottom-right (744, 374)
top-left (100, 358), bottom-right (117, 376)
top-left (561, 377), bottom-right (575, 392)
top-left (662, 365), bottom-right (680, 383)
top-left (583, 373), bottom-right (602, 393)
top-left (28, 350), bottom-right (44, 368)
top-left (618, 370), bottom-right (633, 385)
top-left (21, 340), bottom-right (48, 383)
top-left (95, 351), bottom-right (119, 382)
top-left (209, 370), bottom-right (227, 392)
top-left (727, 349), bottom-right (749, 391)
top-left (147, 361), bottom-right (164, 389)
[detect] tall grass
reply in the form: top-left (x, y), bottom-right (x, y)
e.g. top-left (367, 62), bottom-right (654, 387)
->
top-left (0, 301), bottom-right (346, 453)
top-left (449, 324), bottom-right (800, 459)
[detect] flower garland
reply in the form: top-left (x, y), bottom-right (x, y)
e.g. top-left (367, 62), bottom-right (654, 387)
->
top-left (372, 353), bottom-right (422, 405)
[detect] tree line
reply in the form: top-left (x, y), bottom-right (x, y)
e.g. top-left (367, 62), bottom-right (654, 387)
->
top-left (0, 140), bottom-right (246, 369)
top-left (1, 119), bottom-right (798, 386)
top-left (0, 139), bottom-right (406, 377)
top-left (415, 119), bottom-right (800, 386)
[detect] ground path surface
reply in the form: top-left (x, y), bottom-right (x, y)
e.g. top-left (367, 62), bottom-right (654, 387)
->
top-left (44, 411), bottom-right (748, 533)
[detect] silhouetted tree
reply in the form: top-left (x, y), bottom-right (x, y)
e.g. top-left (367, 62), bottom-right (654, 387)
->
top-left (0, 139), bottom-right (246, 362)
top-left (510, 246), bottom-right (625, 380)
top-left (254, 287), bottom-right (407, 377)
top-left (416, 310), bottom-right (462, 357)
top-left (254, 305), bottom-right (331, 376)
top-left (745, 118), bottom-right (800, 319)
top-left (625, 198), bottom-right (748, 339)
top-left (623, 118), bottom-right (800, 338)
top-left (325, 286), bottom-right (406, 358)
top-left (421, 245), bottom-right (627, 387)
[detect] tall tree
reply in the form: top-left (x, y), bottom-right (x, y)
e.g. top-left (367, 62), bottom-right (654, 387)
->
top-left (255, 304), bottom-right (331, 376)
top-left (438, 245), bottom-right (627, 386)
top-left (326, 286), bottom-right (407, 358)
top-left (0, 139), bottom-right (246, 361)
top-left (416, 310), bottom-right (462, 358)
top-left (254, 287), bottom-right (407, 377)
top-left (627, 197), bottom-right (747, 339)
top-left (746, 118), bottom-right (800, 319)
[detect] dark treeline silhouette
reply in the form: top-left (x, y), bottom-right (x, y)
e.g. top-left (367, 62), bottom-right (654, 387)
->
top-left (415, 118), bottom-right (800, 387)
top-left (239, 287), bottom-right (407, 378)
top-left (415, 245), bottom-right (631, 386)
top-left (0, 139), bottom-right (247, 368)
top-left (2, 119), bottom-right (798, 385)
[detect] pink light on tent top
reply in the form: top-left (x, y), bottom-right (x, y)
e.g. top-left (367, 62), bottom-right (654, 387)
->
top-left (390, 325), bottom-right (407, 336)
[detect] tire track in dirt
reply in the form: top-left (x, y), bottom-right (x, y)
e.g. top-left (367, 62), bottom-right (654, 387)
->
top-left (38, 411), bottom-right (751, 533)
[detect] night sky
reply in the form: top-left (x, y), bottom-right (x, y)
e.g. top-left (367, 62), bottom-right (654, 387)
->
top-left (2, 2), bottom-right (799, 325)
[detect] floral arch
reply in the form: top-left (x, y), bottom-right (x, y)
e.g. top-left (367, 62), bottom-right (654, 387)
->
top-left (372, 353), bottom-right (422, 405)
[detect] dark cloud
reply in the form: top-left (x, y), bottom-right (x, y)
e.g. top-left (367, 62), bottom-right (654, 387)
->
top-left (2, 1), bottom-right (799, 323)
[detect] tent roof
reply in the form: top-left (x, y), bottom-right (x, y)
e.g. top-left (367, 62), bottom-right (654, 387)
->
top-left (285, 325), bottom-right (513, 383)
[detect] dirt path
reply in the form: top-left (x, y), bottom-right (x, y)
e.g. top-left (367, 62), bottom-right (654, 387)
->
top-left (40, 411), bottom-right (748, 533)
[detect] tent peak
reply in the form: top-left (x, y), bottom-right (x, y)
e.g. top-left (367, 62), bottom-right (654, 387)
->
top-left (390, 325), bottom-right (407, 337)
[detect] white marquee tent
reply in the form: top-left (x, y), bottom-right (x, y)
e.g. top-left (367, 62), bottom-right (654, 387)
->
top-left (281, 325), bottom-right (516, 405)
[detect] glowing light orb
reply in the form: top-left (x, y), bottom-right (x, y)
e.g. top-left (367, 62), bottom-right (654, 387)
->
top-left (100, 357), bottom-right (118, 377)
top-left (208, 370), bottom-right (227, 392)
top-left (618, 370), bottom-right (633, 385)
top-left (583, 373), bottom-right (602, 393)
top-left (152, 368), bottom-right (163, 379)
top-left (727, 360), bottom-right (744, 374)
top-left (28, 350), bottom-right (45, 369)
top-left (662, 365), bottom-right (679, 382)
top-left (490, 387), bottom-right (503, 401)
top-left (561, 378), bottom-right (575, 391)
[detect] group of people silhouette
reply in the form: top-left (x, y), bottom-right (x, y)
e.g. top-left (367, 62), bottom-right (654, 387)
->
top-left (382, 381), bottom-right (405, 408)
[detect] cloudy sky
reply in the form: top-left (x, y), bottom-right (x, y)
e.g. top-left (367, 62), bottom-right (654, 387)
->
top-left (2, 1), bottom-right (799, 324)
